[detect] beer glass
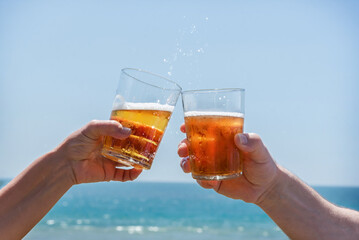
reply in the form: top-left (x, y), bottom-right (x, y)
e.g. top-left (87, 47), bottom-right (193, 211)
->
top-left (181, 88), bottom-right (245, 180)
top-left (102, 68), bottom-right (182, 169)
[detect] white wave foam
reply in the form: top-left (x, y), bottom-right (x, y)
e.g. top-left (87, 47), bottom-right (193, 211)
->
top-left (148, 226), bottom-right (160, 232)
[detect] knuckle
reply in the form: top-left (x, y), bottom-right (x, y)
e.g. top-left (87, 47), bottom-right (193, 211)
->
top-left (248, 133), bottom-right (261, 141)
top-left (247, 133), bottom-right (263, 146)
top-left (109, 119), bottom-right (120, 125)
top-left (88, 119), bottom-right (100, 128)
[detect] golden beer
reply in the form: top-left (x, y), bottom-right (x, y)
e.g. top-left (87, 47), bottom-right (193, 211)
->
top-left (102, 103), bottom-right (173, 169)
top-left (184, 112), bottom-right (244, 180)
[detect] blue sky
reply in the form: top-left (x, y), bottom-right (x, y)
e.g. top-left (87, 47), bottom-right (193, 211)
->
top-left (1, 0), bottom-right (358, 186)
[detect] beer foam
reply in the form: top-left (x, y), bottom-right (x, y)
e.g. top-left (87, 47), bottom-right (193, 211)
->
top-left (184, 111), bottom-right (244, 118)
top-left (113, 102), bottom-right (174, 112)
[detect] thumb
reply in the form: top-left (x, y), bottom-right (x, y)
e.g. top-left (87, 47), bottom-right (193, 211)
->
top-left (234, 133), bottom-right (270, 164)
top-left (81, 120), bottom-right (131, 141)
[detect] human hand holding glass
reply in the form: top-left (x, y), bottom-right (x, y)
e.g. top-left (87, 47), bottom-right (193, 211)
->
top-left (59, 120), bottom-right (143, 184)
top-left (178, 123), bottom-right (279, 203)
top-left (0, 120), bottom-right (142, 239)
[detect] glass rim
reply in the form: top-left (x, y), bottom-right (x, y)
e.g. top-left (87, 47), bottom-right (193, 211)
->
top-left (181, 88), bottom-right (245, 95)
top-left (122, 68), bottom-right (182, 92)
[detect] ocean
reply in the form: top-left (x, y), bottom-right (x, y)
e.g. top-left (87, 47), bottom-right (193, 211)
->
top-left (1, 181), bottom-right (357, 240)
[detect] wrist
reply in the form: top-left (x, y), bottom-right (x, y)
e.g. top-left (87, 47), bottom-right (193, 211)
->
top-left (255, 165), bottom-right (289, 208)
top-left (48, 146), bottom-right (77, 187)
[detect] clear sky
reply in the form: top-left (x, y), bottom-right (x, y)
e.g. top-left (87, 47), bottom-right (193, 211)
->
top-left (1, 0), bottom-right (358, 186)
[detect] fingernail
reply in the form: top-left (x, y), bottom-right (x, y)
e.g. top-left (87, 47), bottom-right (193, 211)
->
top-left (237, 134), bottom-right (248, 145)
top-left (178, 142), bottom-right (186, 149)
top-left (120, 127), bottom-right (131, 135)
top-left (181, 157), bottom-right (187, 166)
top-left (180, 159), bottom-right (185, 168)
top-left (181, 156), bottom-right (189, 168)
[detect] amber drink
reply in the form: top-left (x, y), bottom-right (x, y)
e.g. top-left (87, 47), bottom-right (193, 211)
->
top-left (102, 103), bottom-right (173, 169)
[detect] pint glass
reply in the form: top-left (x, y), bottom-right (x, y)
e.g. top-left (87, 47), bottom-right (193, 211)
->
top-left (181, 88), bottom-right (245, 180)
top-left (102, 68), bottom-right (182, 169)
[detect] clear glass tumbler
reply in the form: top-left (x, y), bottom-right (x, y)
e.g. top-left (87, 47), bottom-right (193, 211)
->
top-left (102, 68), bottom-right (182, 169)
top-left (181, 88), bottom-right (245, 180)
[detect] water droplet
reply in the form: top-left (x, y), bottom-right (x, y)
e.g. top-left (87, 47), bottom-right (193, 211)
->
top-left (167, 72), bottom-right (172, 76)
top-left (190, 25), bottom-right (196, 34)
top-left (205, 17), bottom-right (209, 21)
top-left (163, 58), bottom-right (168, 63)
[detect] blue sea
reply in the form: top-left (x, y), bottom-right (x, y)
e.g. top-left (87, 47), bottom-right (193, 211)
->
top-left (1, 181), bottom-right (357, 240)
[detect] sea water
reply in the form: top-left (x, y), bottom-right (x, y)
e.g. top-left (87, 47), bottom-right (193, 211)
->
top-left (0, 181), bottom-right (356, 240)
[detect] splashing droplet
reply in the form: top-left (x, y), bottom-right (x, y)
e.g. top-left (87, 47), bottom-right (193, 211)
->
top-left (190, 25), bottom-right (196, 34)
top-left (197, 48), bottom-right (204, 53)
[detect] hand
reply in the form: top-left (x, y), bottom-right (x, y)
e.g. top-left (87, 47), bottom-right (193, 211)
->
top-left (178, 124), bottom-right (279, 204)
top-left (58, 120), bottom-right (142, 184)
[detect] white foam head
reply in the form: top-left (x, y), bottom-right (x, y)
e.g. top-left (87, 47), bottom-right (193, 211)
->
top-left (113, 102), bottom-right (174, 112)
top-left (184, 111), bottom-right (244, 118)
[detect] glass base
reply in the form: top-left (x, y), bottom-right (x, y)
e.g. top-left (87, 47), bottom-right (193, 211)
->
top-left (192, 172), bottom-right (241, 180)
top-left (101, 149), bottom-right (151, 170)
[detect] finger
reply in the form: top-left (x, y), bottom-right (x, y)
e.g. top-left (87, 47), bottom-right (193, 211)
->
top-left (180, 157), bottom-right (191, 173)
top-left (213, 176), bottom-right (256, 201)
top-left (115, 162), bottom-right (133, 168)
top-left (113, 168), bottom-right (142, 182)
top-left (128, 169), bottom-right (142, 181)
top-left (197, 180), bottom-right (221, 190)
top-left (82, 120), bottom-right (131, 141)
top-left (180, 123), bottom-right (186, 133)
top-left (234, 133), bottom-right (271, 164)
top-left (177, 139), bottom-right (189, 157)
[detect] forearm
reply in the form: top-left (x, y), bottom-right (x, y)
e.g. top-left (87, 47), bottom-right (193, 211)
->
top-left (0, 149), bottom-right (74, 239)
top-left (258, 166), bottom-right (359, 240)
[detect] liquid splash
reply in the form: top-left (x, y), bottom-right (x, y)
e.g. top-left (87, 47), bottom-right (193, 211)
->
top-left (162, 16), bottom-right (209, 78)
